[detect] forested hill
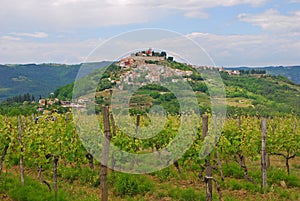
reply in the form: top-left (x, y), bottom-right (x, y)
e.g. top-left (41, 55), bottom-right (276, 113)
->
top-left (0, 62), bottom-right (110, 102)
top-left (225, 66), bottom-right (300, 84)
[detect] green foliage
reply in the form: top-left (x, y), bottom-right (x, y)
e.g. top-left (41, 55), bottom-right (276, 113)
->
top-left (163, 60), bottom-right (194, 71)
top-left (267, 168), bottom-right (300, 188)
top-left (54, 83), bottom-right (74, 100)
top-left (139, 84), bottom-right (169, 92)
top-left (227, 180), bottom-right (243, 190)
top-left (112, 173), bottom-right (153, 197)
top-left (266, 116), bottom-right (300, 174)
top-left (220, 116), bottom-right (261, 159)
top-left (97, 78), bottom-right (114, 91)
top-left (222, 162), bottom-right (244, 179)
top-left (60, 167), bottom-right (99, 186)
top-left (167, 187), bottom-right (206, 201)
top-left (266, 66), bottom-right (300, 84)
top-left (0, 102), bottom-right (38, 116)
top-left (223, 75), bottom-right (300, 116)
top-left (239, 69), bottom-right (266, 75)
top-left (225, 178), bottom-right (260, 193)
top-left (224, 197), bottom-right (240, 201)
top-left (4, 93), bottom-right (35, 104)
top-left (0, 174), bottom-right (74, 201)
top-left (276, 188), bottom-right (300, 200)
top-left (151, 166), bottom-right (179, 181)
top-left (189, 82), bottom-right (208, 92)
top-left (60, 167), bottom-right (78, 184)
top-left (0, 62), bottom-right (110, 102)
top-left (226, 66), bottom-right (300, 84)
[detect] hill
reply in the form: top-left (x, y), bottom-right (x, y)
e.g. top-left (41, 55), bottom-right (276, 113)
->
top-left (54, 53), bottom-right (300, 117)
top-left (0, 62), bottom-right (110, 102)
top-left (225, 66), bottom-right (300, 84)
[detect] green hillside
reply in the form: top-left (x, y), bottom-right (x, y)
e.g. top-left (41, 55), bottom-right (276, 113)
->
top-left (0, 62), bottom-right (110, 102)
top-left (55, 59), bottom-right (300, 117)
top-left (265, 66), bottom-right (300, 84)
top-left (226, 66), bottom-right (300, 84)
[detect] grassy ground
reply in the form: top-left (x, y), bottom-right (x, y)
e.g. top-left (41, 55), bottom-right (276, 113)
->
top-left (0, 156), bottom-right (299, 201)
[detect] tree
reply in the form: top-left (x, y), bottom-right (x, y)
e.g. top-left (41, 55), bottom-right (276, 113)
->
top-left (160, 51), bottom-right (167, 59)
top-left (267, 116), bottom-right (300, 174)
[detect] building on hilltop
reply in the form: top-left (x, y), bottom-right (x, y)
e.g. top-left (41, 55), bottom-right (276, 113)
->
top-left (117, 49), bottom-right (167, 69)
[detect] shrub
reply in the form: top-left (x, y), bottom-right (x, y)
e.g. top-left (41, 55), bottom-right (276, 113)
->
top-left (152, 166), bottom-right (179, 182)
top-left (180, 188), bottom-right (202, 201)
top-left (228, 180), bottom-right (243, 190)
top-left (78, 167), bottom-right (99, 186)
top-left (1, 173), bottom-right (72, 201)
top-left (60, 168), bottom-right (78, 184)
top-left (222, 162), bottom-right (244, 179)
top-left (168, 187), bottom-right (205, 201)
top-left (113, 173), bottom-right (153, 197)
top-left (268, 168), bottom-right (300, 188)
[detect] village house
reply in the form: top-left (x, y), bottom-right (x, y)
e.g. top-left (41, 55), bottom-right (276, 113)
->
top-left (226, 70), bottom-right (240, 75)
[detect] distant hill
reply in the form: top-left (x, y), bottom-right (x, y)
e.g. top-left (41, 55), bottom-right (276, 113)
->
top-left (225, 66), bottom-right (300, 84)
top-left (0, 62), bottom-right (111, 102)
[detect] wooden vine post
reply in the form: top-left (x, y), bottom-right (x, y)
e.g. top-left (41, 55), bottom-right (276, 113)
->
top-left (18, 116), bottom-right (25, 186)
top-left (213, 115), bottom-right (224, 181)
top-left (110, 113), bottom-right (117, 171)
top-left (135, 114), bottom-right (140, 137)
top-left (53, 156), bottom-right (59, 200)
top-left (134, 114), bottom-right (140, 153)
top-left (100, 106), bottom-right (112, 201)
top-left (0, 145), bottom-right (9, 180)
top-left (202, 115), bottom-right (212, 201)
top-left (261, 118), bottom-right (267, 192)
top-left (130, 114), bottom-right (141, 169)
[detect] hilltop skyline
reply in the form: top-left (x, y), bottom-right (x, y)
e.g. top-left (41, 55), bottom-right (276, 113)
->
top-left (0, 0), bottom-right (300, 66)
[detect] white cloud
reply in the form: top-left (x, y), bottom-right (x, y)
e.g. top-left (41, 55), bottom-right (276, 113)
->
top-left (186, 32), bottom-right (300, 66)
top-left (1, 30), bottom-right (299, 66)
top-left (184, 10), bottom-right (209, 19)
top-left (154, 0), bottom-right (268, 9)
top-left (0, 0), bottom-right (269, 31)
top-left (51, 0), bottom-right (96, 6)
top-left (1, 36), bottom-right (21, 41)
top-left (238, 9), bottom-right (300, 32)
top-left (119, 0), bottom-right (270, 20)
top-left (11, 32), bottom-right (48, 38)
top-left (0, 0), bottom-right (157, 31)
top-left (0, 37), bottom-right (101, 64)
top-left (289, 0), bottom-right (300, 3)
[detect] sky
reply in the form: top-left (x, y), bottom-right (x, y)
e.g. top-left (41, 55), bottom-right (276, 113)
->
top-left (0, 0), bottom-right (300, 66)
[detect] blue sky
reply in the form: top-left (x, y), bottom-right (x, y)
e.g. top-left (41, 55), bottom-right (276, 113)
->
top-left (0, 0), bottom-right (300, 66)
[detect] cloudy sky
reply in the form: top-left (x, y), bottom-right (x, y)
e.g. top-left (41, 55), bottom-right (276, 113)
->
top-left (0, 0), bottom-right (300, 66)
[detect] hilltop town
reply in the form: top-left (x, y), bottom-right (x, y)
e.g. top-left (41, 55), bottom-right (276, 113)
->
top-left (116, 49), bottom-right (242, 75)
top-left (58, 49), bottom-right (265, 110)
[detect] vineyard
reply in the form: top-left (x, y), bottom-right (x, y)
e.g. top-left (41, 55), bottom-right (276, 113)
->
top-left (0, 110), bottom-right (299, 201)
